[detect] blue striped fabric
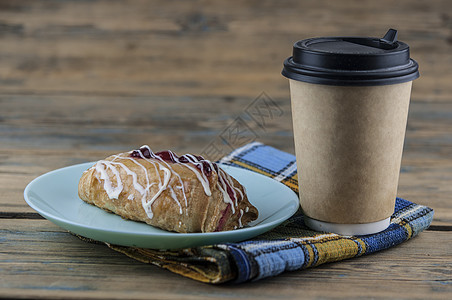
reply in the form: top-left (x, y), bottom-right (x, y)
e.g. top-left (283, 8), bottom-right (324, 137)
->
top-left (214, 142), bottom-right (435, 282)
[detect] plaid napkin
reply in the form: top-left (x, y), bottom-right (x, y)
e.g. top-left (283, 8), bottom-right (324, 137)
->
top-left (87, 142), bottom-right (434, 284)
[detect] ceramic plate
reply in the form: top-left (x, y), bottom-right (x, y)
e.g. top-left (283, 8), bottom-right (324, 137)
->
top-left (24, 163), bottom-right (299, 249)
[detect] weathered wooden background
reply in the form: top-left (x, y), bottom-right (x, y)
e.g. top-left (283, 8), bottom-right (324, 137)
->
top-left (1, 0), bottom-right (451, 299)
top-left (0, 0), bottom-right (451, 99)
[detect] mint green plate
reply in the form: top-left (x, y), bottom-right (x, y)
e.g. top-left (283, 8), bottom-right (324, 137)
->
top-left (24, 163), bottom-right (299, 249)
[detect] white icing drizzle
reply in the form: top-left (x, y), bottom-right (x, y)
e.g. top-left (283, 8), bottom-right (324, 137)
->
top-left (222, 168), bottom-right (243, 206)
top-left (216, 176), bottom-right (236, 214)
top-left (93, 145), bottom-right (243, 222)
top-left (95, 161), bottom-right (123, 199)
top-left (142, 164), bottom-right (171, 218)
top-left (169, 186), bottom-right (183, 214)
top-left (215, 167), bottom-right (244, 214)
top-left (238, 209), bottom-right (244, 228)
top-left (152, 151), bottom-right (212, 197)
top-left (110, 160), bottom-right (145, 195)
top-left (140, 146), bottom-right (189, 208)
top-left (183, 154), bottom-right (213, 196)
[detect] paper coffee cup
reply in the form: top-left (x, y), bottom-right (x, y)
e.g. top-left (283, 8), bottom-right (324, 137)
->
top-left (282, 29), bottom-right (419, 235)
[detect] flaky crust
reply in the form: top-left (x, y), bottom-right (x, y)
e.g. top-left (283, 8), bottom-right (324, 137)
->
top-left (78, 151), bottom-right (258, 233)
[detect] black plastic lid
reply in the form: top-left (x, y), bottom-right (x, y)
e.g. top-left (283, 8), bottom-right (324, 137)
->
top-left (282, 29), bottom-right (419, 86)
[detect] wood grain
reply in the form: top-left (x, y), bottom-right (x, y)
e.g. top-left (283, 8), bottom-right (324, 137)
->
top-left (0, 0), bottom-right (450, 100)
top-left (1, 219), bottom-right (450, 299)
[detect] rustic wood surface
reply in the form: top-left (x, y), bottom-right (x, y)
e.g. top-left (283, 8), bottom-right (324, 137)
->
top-left (1, 0), bottom-right (451, 299)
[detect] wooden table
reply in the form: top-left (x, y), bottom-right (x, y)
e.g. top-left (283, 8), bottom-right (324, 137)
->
top-left (1, 1), bottom-right (451, 299)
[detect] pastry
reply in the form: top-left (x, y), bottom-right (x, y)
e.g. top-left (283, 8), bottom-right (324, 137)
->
top-left (78, 145), bottom-right (258, 233)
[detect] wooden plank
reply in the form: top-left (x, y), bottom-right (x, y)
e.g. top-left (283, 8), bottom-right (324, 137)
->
top-left (0, 0), bottom-right (450, 100)
top-left (1, 95), bottom-right (450, 156)
top-left (0, 219), bottom-right (450, 299)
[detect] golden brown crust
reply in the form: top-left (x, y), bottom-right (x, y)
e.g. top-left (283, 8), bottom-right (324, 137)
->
top-left (78, 152), bottom-right (258, 233)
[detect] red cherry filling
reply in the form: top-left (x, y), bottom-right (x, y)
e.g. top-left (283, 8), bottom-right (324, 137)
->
top-left (214, 206), bottom-right (231, 232)
top-left (131, 146), bottom-right (153, 159)
top-left (130, 147), bottom-right (215, 177)
top-left (179, 156), bottom-right (189, 163)
top-left (140, 147), bottom-right (152, 158)
top-left (130, 150), bottom-right (142, 158)
top-left (201, 161), bottom-right (212, 176)
top-left (155, 150), bottom-right (175, 162)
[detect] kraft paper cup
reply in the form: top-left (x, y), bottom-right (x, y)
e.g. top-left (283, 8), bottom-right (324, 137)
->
top-left (282, 29), bottom-right (419, 235)
top-left (289, 80), bottom-right (412, 235)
